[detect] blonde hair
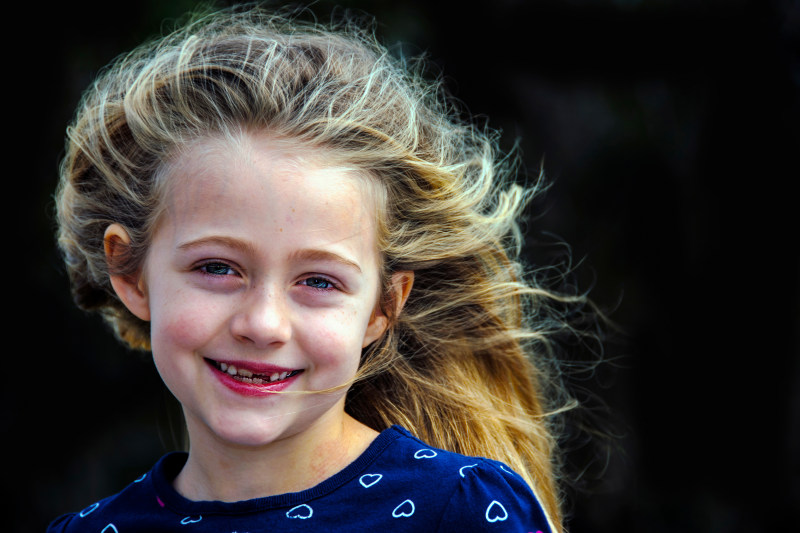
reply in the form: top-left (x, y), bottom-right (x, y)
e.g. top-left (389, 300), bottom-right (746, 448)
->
top-left (56, 6), bottom-right (588, 529)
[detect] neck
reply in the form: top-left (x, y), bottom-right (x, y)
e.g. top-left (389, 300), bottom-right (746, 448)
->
top-left (173, 412), bottom-right (378, 502)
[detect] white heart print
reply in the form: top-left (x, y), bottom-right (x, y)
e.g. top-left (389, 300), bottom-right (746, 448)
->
top-left (413, 448), bottom-right (437, 459)
top-left (485, 500), bottom-right (508, 522)
top-left (359, 473), bottom-right (383, 488)
top-left (78, 502), bottom-right (99, 517)
top-left (286, 504), bottom-right (313, 519)
top-left (392, 499), bottom-right (415, 518)
top-left (459, 464), bottom-right (478, 477)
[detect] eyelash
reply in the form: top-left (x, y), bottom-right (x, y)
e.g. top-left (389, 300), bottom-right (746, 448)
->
top-left (299, 276), bottom-right (337, 291)
top-left (195, 262), bottom-right (339, 291)
top-left (197, 261), bottom-right (238, 277)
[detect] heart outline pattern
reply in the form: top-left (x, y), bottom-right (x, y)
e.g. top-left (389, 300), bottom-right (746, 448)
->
top-left (79, 502), bottom-right (99, 517)
top-left (459, 464), bottom-right (478, 477)
top-left (413, 448), bottom-right (437, 459)
top-left (286, 504), bottom-right (313, 519)
top-left (485, 500), bottom-right (508, 523)
top-left (392, 499), bottom-right (415, 518)
top-left (359, 473), bottom-right (383, 488)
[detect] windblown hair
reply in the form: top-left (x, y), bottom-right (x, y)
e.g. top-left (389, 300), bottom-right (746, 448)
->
top-left (56, 6), bottom-right (585, 529)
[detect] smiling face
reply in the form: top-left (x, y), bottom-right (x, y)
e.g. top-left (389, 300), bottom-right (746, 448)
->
top-left (110, 133), bottom-right (391, 453)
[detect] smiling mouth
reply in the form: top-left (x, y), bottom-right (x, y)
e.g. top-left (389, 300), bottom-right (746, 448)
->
top-left (206, 359), bottom-right (302, 385)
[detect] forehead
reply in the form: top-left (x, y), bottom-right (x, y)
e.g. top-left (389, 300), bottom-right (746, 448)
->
top-left (165, 132), bottom-right (370, 193)
top-left (155, 133), bottom-right (381, 255)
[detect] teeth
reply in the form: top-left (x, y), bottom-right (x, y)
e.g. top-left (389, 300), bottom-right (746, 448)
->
top-left (215, 361), bottom-right (295, 383)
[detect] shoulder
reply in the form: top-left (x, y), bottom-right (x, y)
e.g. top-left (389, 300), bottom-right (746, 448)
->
top-left (436, 459), bottom-right (553, 532)
top-left (46, 454), bottom-right (183, 532)
top-left (372, 426), bottom-right (554, 532)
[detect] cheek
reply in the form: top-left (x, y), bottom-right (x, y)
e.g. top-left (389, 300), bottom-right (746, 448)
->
top-left (149, 301), bottom-right (221, 396)
top-left (302, 308), bottom-right (371, 369)
top-left (149, 295), bottom-right (222, 354)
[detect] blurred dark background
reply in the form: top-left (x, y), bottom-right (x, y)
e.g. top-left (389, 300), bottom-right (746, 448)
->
top-left (9, 0), bottom-right (798, 531)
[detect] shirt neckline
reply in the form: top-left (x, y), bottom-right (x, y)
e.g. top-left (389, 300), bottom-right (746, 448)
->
top-left (151, 425), bottom-right (407, 515)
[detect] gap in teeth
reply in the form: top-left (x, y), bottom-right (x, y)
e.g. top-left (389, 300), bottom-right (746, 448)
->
top-left (216, 362), bottom-right (291, 383)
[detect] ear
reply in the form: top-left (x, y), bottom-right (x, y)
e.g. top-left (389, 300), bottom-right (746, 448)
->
top-left (104, 223), bottom-right (151, 322)
top-left (362, 271), bottom-right (414, 348)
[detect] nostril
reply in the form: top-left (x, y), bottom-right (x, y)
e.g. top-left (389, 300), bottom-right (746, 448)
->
top-left (229, 292), bottom-right (292, 347)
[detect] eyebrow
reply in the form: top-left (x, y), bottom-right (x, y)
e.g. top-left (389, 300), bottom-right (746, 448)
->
top-left (177, 237), bottom-right (362, 273)
top-left (288, 249), bottom-right (362, 274)
top-left (177, 236), bottom-right (258, 256)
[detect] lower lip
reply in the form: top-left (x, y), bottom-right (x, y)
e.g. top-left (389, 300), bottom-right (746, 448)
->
top-left (208, 362), bottom-right (300, 397)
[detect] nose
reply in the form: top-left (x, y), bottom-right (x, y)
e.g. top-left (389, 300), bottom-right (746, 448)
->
top-left (230, 284), bottom-right (292, 347)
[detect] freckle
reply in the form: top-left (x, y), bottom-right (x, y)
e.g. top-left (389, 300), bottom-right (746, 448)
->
top-left (279, 227), bottom-right (283, 232)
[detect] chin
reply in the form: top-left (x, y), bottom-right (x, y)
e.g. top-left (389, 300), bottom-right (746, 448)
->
top-left (212, 426), bottom-right (287, 449)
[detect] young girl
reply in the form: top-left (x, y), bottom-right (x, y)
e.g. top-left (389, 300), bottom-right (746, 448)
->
top-left (51, 6), bottom-right (582, 532)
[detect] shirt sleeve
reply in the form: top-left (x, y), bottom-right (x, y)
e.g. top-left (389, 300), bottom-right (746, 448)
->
top-left (435, 460), bottom-right (554, 533)
top-left (46, 513), bottom-right (75, 533)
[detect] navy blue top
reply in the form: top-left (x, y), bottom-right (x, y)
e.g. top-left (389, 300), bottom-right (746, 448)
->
top-left (48, 426), bottom-right (553, 532)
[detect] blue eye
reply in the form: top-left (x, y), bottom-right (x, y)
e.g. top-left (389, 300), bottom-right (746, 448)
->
top-left (302, 277), bottom-right (334, 290)
top-left (200, 262), bottom-right (235, 276)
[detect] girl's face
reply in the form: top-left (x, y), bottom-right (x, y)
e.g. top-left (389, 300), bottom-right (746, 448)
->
top-left (118, 134), bottom-right (389, 450)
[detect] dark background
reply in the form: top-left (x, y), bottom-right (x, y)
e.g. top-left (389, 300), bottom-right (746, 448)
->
top-left (10, 0), bottom-right (798, 531)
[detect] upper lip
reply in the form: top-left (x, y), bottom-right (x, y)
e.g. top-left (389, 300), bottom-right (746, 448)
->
top-left (204, 358), bottom-right (299, 375)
